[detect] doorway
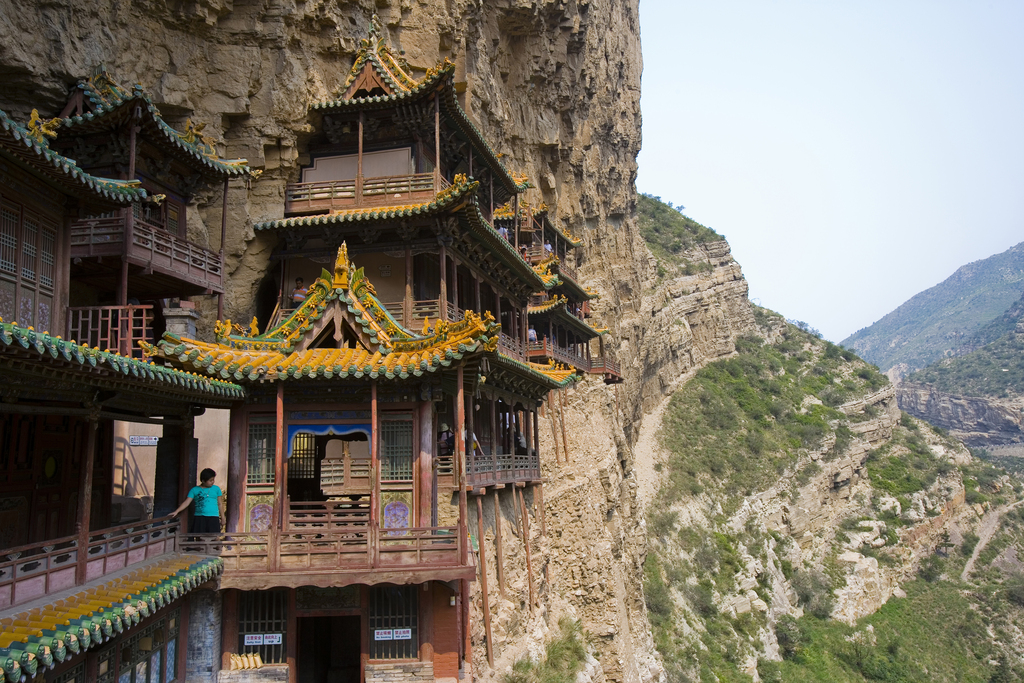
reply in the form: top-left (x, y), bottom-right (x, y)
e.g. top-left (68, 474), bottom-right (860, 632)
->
top-left (296, 616), bottom-right (361, 683)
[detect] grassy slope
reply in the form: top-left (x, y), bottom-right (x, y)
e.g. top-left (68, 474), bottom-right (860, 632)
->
top-left (906, 331), bottom-right (1024, 398)
top-left (637, 193), bottom-right (721, 267)
top-left (840, 241), bottom-right (1024, 374)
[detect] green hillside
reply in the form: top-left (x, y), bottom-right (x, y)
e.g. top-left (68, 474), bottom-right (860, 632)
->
top-left (638, 193), bottom-right (721, 265)
top-left (906, 331), bottom-right (1024, 398)
top-left (841, 242), bottom-right (1024, 374)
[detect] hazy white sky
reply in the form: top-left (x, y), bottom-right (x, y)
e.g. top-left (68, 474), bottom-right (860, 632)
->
top-left (636, 1), bottom-right (1024, 342)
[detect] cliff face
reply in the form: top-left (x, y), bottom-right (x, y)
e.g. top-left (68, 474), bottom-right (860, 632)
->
top-left (0, 2), bottom-right (766, 679)
top-left (897, 383), bottom-right (1024, 448)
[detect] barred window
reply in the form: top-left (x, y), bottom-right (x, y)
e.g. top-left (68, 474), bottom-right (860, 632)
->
top-left (116, 609), bottom-right (178, 683)
top-left (0, 201), bottom-right (58, 330)
top-left (380, 416), bottom-right (413, 481)
top-left (53, 663), bottom-right (85, 683)
top-left (288, 432), bottom-right (317, 480)
top-left (239, 589), bottom-right (288, 664)
top-left (247, 415), bottom-right (276, 484)
top-left (369, 585), bottom-right (418, 660)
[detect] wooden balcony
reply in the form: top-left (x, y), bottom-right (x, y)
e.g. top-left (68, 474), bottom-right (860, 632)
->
top-left (528, 338), bottom-right (590, 371)
top-left (178, 521), bottom-right (471, 589)
top-left (70, 214), bottom-right (224, 294)
top-left (589, 356), bottom-right (623, 384)
top-left (66, 304), bottom-right (154, 358)
top-left (0, 517), bottom-right (179, 611)
top-left (466, 451), bottom-right (541, 489)
top-left (284, 173), bottom-right (451, 216)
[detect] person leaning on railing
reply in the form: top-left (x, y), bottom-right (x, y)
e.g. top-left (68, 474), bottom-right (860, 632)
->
top-left (171, 468), bottom-right (225, 533)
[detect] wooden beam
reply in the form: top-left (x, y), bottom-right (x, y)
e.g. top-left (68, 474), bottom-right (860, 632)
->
top-left (272, 383), bottom-right (285, 570)
top-left (75, 416), bottom-right (99, 584)
top-left (476, 496), bottom-right (494, 667)
top-left (558, 389), bottom-right (570, 463)
top-left (220, 589), bottom-right (238, 670)
top-left (518, 487), bottom-right (535, 612)
top-left (287, 588), bottom-right (297, 683)
top-left (547, 392), bottom-right (560, 464)
top-left (456, 365), bottom-right (468, 568)
top-left (419, 401), bottom-right (432, 526)
top-left (492, 491), bottom-right (505, 600)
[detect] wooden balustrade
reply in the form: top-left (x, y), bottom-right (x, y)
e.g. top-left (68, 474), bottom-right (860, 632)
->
top-left (0, 516), bottom-right (179, 610)
top-left (70, 213), bottom-right (223, 291)
top-left (287, 501), bottom-right (370, 531)
top-left (466, 451), bottom-right (540, 488)
top-left (498, 332), bottom-right (526, 361)
top-left (177, 523), bottom-right (464, 577)
top-left (527, 338), bottom-right (589, 371)
top-left (67, 304), bottom-right (154, 358)
top-left (284, 173), bottom-right (450, 215)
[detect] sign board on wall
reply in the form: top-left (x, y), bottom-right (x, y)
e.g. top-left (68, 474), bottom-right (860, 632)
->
top-left (374, 629), bottom-right (393, 641)
top-left (263, 634), bottom-right (283, 645)
top-left (243, 634), bottom-right (264, 646)
top-left (129, 436), bottom-right (159, 446)
top-left (393, 628), bottom-right (412, 640)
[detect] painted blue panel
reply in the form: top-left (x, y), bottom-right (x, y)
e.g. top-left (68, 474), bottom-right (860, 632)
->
top-left (286, 423), bottom-right (371, 458)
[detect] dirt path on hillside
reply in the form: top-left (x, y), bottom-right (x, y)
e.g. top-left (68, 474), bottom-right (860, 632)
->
top-left (961, 499), bottom-right (1024, 581)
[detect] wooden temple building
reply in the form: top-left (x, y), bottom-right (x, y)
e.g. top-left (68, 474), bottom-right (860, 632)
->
top-left (0, 105), bottom-right (244, 683)
top-left (0, 19), bottom-right (608, 683)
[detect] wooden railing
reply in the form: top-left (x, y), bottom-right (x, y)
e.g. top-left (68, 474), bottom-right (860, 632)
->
top-left (466, 451), bottom-right (540, 488)
top-left (287, 501), bottom-right (370, 531)
top-left (0, 516), bottom-right (179, 610)
top-left (589, 356), bottom-right (621, 378)
top-left (446, 301), bottom-right (463, 322)
top-left (178, 524), bottom-right (464, 575)
top-left (498, 332), bottom-right (526, 361)
top-left (70, 214), bottom-right (224, 291)
top-left (284, 173), bottom-right (450, 215)
top-left (527, 338), bottom-right (589, 370)
top-left (67, 304), bottom-right (154, 358)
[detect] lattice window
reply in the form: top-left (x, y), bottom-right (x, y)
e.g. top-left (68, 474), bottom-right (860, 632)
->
top-left (117, 614), bottom-right (170, 683)
top-left (288, 432), bottom-right (317, 480)
top-left (96, 644), bottom-right (117, 683)
top-left (53, 663), bottom-right (86, 683)
top-left (369, 585), bottom-right (418, 660)
top-left (380, 416), bottom-right (413, 481)
top-left (167, 205), bottom-right (179, 234)
top-left (247, 416), bottom-right (276, 484)
top-left (239, 589), bottom-right (288, 664)
top-left (0, 206), bottom-right (17, 275)
top-left (20, 217), bottom-right (36, 282)
top-left (39, 223), bottom-right (55, 289)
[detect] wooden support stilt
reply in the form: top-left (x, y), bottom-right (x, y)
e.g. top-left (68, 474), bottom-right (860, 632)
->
top-left (518, 487), bottom-right (536, 611)
top-left (492, 491), bottom-right (506, 600)
top-left (548, 392), bottom-right (560, 464)
top-left (75, 416), bottom-right (98, 584)
top-left (558, 389), bottom-right (570, 463)
top-left (476, 496), bottom-right (494, 667)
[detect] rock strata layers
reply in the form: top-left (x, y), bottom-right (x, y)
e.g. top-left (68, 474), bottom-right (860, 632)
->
top-left (898, 382), bottom-right (1024, 447)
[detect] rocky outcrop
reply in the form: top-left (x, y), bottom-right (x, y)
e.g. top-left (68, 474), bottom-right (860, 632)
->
top-left (898, 382), bottom-right (1024, 447)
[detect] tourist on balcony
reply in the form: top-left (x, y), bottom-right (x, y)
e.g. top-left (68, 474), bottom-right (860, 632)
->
top-left (498, 224), bottom-right (509, 241)
top-left (437, 423), bottom-right (454, 457)
top-left (171, 468), bottom-right (224, 533)
top-left (528, 326), bottom-right (537, 343)
top-left (291, 277), bottom-right (308, 304)
top-left (520, 244), bottom-right (529, 260)
top-left (544, 240), bottom-right (553, 254)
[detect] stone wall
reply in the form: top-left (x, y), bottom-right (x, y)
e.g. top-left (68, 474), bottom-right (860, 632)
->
top-left (187, 589), bottom-right (223, 683)
top-left (364, 661), bottom-right (435, 683)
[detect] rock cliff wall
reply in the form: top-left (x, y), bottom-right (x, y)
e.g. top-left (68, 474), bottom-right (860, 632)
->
top-left (898, 382), bottom-right (1024, 447)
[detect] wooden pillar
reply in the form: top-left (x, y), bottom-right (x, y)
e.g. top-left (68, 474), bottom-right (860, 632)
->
top-left (178, 413), bottom-right (195, 505)
top-left (227, 407), bottom-right (246, 533)
top-left (287, 588), bottom-right (297, 683)
top-left (492, 491), bottom-right (505, 600)
top-left (476, 496), bottom-right (494, 667)
top-left (489, 398), bottom-right (498, 458)
top-left (474, 275), bottom-right (481, 313)
top-left (75, 416), bottom-right (99, 584)
top-left (418, 401), bottom-right (433, 526)
top-left (489, 174), bottom-right (494, 219)
top-left (439, 242), bottom-right (448, 322)
top-left (468, 147), bottom-right (474, 179)
top-left (494, 288), bottom-right (501, 339)
top-left (272, 383), bottom-right (285, 569)
top-left (558, 390), bottom-right (570, 463)
top-left (220, 589), bottom-right (238, 670)
top-left (357, 111), bottom-right (365, 205)
top-left (218, 177), bottom-right (229, 320)
top-left (371, 380), bottom-right (380, 567)
top-left (456, 366), bottom-right (468, 563)
top-left (547, 393), bottom-right (560, 464)
top-left (465, 387), bottom-right (475, 488)
top-left (532, 409), bottom-right (540, 468)
top-left (523, 405), bottom-right (532, 463)
top-left (513, 194), bottom-right (519, 250)
top-left (536, 483), bottom-right (547, 537)
top-left (434, 93), bottom-right (441, 190)
top-left (405, 247), bottom-right (413, 327)
top-left (518, 487), bottom-right (535, 612)
top-left (451, 255), bottom-right (459, 317)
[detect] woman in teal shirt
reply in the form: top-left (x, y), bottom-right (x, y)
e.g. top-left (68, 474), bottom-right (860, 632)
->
top-left (172, 468), bottom-right (224, 533)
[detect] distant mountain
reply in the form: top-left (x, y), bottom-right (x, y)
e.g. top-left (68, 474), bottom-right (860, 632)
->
top-left (841, 241), bottom-right (1024, 375)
